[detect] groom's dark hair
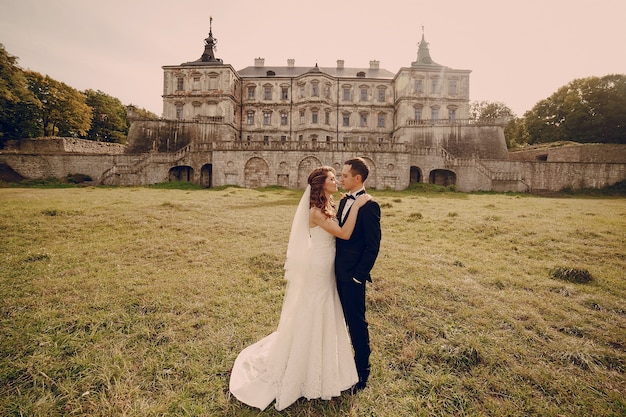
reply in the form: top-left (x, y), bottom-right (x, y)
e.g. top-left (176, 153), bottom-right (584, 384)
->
top-left (344, 157), bottom-right (369, 182)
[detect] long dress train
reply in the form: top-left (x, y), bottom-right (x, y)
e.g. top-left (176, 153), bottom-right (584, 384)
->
top-left (229, 225), bottom-right (358, 411)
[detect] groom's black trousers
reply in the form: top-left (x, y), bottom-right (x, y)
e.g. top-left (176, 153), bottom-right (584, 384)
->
top-left (337, 279), bottom-right (370, 382)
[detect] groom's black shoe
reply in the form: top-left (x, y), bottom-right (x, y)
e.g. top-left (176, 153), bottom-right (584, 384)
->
top-left (348, 381), bottom-right (367, 395)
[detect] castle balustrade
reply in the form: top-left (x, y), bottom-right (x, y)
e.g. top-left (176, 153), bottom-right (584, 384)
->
top-left (405, 118), bottom-right (509, 127)
top-left (190, 140), bottom-right (409, 153)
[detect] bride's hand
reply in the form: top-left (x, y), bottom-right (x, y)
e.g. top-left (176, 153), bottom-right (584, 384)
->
top-left (353, 194), bottom-right (372, 209)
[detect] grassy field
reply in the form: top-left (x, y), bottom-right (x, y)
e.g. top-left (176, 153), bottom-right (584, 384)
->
top-left (1, 186), bottom-right (624, 416)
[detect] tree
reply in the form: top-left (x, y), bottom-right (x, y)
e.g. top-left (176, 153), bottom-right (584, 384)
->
top-left (524, 75), bottom-right (626, 144)
top-left (469, 101), bottom-right (515, 122)
top-left (0, 44), bottom-right (41, 145)
top-left (503, 117), bottom-right (529, 149)
top-left (84, 89), bottom-right (128, 143)
top-left (25, 71), bottom-right (92, 137)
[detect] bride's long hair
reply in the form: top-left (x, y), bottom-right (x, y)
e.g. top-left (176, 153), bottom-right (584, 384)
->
top-left (307, 166), bottom-right (336, 219)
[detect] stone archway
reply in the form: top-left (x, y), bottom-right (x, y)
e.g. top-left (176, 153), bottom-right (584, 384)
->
top-left (169, 165), bottom-right (193, 182)
top-left (429, 169), bottom-right (456, 186)
top-left (297, 156), bottom-right (323, 188)
top-left (244, 157), bottom-right (270, 188)
top-left (200, 164), bottom-right (213, 188)
top-left (410, 166), bottom-right (422, 184)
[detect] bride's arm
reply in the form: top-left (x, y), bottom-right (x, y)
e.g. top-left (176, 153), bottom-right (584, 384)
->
top-left (310, 194), bottom-right (372, 239)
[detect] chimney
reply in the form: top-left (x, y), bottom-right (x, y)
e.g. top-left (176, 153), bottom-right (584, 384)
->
top-left (369, 60), bottom-right (379, 70)
top-left (287, 58), bottom-right (295, 68)
top-left (337, 59), bottom-right (344, 69)
top-left (254, 57), bottom-right (265, 67)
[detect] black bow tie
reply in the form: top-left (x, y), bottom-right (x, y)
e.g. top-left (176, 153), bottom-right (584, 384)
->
top-left (345, 190), bottom-right (365, 200)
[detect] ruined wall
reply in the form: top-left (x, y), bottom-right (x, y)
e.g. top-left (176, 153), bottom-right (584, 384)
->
top-left (126, 119), bottom-right (238, 153)
top-left (399, 125), bottom-right (509, 160)
top-left (5, 138), bottom-right (125, 154)
top-left (0, 153), bottom-right (135, 182)
top-left (482, 159), bottom-right (626, 192)
top-left (509, 143), bottom-right (626, 163)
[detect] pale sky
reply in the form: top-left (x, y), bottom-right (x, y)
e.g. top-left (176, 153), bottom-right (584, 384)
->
top-left (1, 0), bottom-right (624, 117)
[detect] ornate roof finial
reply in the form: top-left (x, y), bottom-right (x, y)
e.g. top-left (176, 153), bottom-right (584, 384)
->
top-left (199, 16), bottom-right (221, 63)
top-left (412, 26), bottom-right (438, 67)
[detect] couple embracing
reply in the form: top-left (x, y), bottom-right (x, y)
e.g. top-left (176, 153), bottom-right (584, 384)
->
top-left (229, 157), bottom-right (382, 411)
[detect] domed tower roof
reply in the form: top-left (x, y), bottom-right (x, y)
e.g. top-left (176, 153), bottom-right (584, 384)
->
top-left (411, 27), bottom-right (441, 67)
top-left (182, 17), bottom-right (223, 65)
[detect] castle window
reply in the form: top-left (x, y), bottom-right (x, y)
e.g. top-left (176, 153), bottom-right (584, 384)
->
top-left (360, 88), bottom-right (368, 101)
top-left (280, 112), bottom-right (288, 126)
top-left (299, 110), bottom-right (305, 124)
top-left (312, 81), bottom-right (319, 97)
top-left (281, 135), bottom-right (287, 142)
top-left (448, 108), bottom-right (456, 121)
top-left (176, 104), bottom-right (183, 119)
top-left (312, 110), bottom-right (319, 124)
top-left (281, 86), bottom-right (289, 100)
top-left (248, 86), bottom-right (256, 99)
top-left (263, 111), bottom-right (271, 125)
top-left (264, 86), bottom-right (272, 100)
top-left (377, 113), bottom-right (385, 127)
top-left (325, 111), bottom-right (330, 125)
top-left (414, 107), bottom-right (422, 121)
top-left (377, 88), bottom-right (386, 102)
top-left (192, 76), bottom-right (201, 91)
top-left (176, 77), bottom-right (184, 91)
top-left (247, 111), bottom-right (255, 125)
top-left (209, 74), bottom-right (218, 90)
top-left (414, 79), bottom-right (423, 93)
top-left (342, 113), bottom-right (350, 127)
top-left (432, 79), bottom-right (441, 94)
top-left (360, 113), bottom-right (368, 127)
top-left (432, 108), bottom-right (440, 120)
top-left (342, 87), bottom-right (351, 101)
top-left (449, 80), bottom-right (457, 95)
top-left (263, 135), bottom-right (269, 144)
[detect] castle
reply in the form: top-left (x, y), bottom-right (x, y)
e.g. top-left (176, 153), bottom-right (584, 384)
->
top-left (2, 20), bottom-right (625, 192)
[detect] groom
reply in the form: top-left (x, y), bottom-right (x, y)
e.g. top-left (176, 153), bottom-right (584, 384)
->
top-left (336, 157), bottom-right (381, 394)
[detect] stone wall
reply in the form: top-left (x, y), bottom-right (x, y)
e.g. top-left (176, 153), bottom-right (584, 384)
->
top-left (5, 138), bottom-right (125, 154)
top-left (482, 159), bottom-right (626, 192)
top-left (0, 153), bottom-right (132, 182)
top-left (509, 143), bottom-right (626, 163)
top-left (2, 140), bottom-right (625, 193)
top-left (126, 119), bottom-right (238, 153)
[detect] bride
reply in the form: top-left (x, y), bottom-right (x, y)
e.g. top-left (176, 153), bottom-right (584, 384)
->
top-left (229, 166), bottom-right (371, 411)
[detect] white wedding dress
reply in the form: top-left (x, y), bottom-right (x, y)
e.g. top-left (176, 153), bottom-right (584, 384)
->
top-left (229, 223), bottom-right (358, 411)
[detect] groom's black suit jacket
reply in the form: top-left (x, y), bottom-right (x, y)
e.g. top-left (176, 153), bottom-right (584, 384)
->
top-left (335, 197), bottom-right (381, 283)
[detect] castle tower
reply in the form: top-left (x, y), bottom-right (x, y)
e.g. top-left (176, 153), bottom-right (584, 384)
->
top-left (160, 18), bottom-right (240, 127)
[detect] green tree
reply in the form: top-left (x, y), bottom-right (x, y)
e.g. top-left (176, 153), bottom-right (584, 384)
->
top-left (84, 89), bottom-right (128, 143)
top-left (0, 44), bottom-right (41, 145)
top-left (503, 117), bottom-right (529, 149)
top-left (524, 74), bottom-right (626, 144)
top-left (469, 101), bottom-right (515, 122)
top-left (25, 71), bottom-right (92, 137)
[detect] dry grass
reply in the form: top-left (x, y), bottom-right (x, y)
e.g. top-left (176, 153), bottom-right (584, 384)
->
top-left (1, 186), bottom-right (625, 416)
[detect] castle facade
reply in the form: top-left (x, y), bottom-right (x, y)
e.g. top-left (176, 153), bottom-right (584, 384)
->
top-left (2, 21), bottom-right (624, 192)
